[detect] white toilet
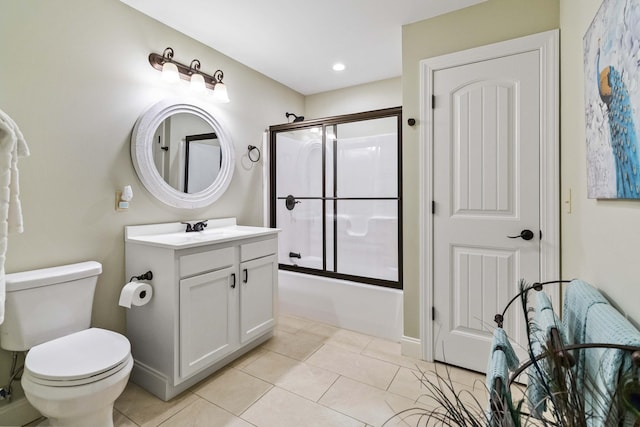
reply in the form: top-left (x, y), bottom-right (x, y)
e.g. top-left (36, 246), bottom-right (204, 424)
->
top-left (0, 261), bottom-right (133, 427)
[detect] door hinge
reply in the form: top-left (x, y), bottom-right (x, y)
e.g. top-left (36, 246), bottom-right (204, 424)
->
top-left (432, 201), bottom-right (435, 214)
top-left (432, 95), bottom-right (435, 109)
top-left (432, 306), bottom-right (436, 321)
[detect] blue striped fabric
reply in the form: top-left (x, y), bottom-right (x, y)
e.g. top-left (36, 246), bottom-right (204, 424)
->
top-left (527, 291), bottom-right (563, 418)
top-left (486, 346), bottom-right (509, 424)
top-left (561, 280), bottom-right (610, 390)
top-left (490, 327), bottom-right (519, 371)
top-left (583, 303), bottom-right (640, 426)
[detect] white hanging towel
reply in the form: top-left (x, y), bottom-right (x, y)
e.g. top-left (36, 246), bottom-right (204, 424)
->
top-left (0, 109), bottom-right (30, 325)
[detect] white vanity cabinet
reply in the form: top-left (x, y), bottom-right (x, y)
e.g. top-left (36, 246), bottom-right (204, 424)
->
top-left (179, 265), bottom-right (236, 378)
top-left (239, 240), bottom-right (278, 344)
top-left (124, 219), bottom-right (279, 401)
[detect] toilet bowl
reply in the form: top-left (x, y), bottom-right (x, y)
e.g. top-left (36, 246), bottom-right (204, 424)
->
top-left (0, 261), bottom-right (133, 427)
top-left (21, 328), bottom-right (133, 427)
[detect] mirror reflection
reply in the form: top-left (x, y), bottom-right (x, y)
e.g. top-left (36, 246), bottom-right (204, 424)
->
top-left (152, 113), bottom-right (222, 194)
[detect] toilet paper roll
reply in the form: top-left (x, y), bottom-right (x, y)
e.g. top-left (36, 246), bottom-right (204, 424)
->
top-left (119, 281), bottom-right (153, 308)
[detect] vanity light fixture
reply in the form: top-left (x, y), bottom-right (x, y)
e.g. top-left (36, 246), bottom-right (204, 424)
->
top-left (189, 60), bottom-right (206, 93)
top-left (149, 47), bottom-right (230, 102)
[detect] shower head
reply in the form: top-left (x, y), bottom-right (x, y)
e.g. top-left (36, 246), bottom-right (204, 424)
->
top-left (286, 112), bottom-right (304, 123)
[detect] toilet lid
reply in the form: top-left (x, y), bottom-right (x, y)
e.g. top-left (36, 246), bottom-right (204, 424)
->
top-left (25, 328), bottom-right (131, 382)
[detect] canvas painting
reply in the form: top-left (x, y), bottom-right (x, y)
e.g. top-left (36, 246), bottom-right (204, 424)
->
top-left (584, 0), bottom-right (640, 199)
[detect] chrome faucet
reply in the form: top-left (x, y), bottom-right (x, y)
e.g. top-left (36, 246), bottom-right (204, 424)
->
top-left (181, 220), bottom-right (208, 232)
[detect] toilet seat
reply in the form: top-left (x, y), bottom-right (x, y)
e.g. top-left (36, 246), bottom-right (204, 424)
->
top-left (25, 328), bottom-right (131, 387)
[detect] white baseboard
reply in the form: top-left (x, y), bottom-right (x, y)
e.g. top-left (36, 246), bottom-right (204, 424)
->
top-left (400, 335), bottom-right (422, 359)
top-left (0, 396), bottom-right (40, 426)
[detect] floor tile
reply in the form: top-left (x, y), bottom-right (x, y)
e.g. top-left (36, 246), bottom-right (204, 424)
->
top-left (319, 376), bottom-right (431, 427)
top-left (387, 367), bottom-right (440, 403)
top-left (261, 329), bottom-right (323, 361)
top-left (438, 364), bottom-right (486, 388)
top-left (276, 314), bottom-right (315, 334)
top-left (114, 409), bottom-right (137, 427)
top-left (323, 329), bottom-right (374, 353)
top-left (112, 315), bottom-right (496, 427)
top-left (297, 323), bottom-right (340, 341)
top-left (158, 399), bottom-right (254, 427)
top-left (306, 344), bottom-right (399, 390)
top-left (298, 321), bottom-right (340, 342)
top-left (389, 366), bottom-right (489, 419)
top-left (23, 416), bottom-right (46, 426)
top-left (242, 350), bottom-right (339, 401)
top-left (229, 346), bottom-right (268, 369)
top-left (362, 338), bottom-right (436, 372)
top-left (194, 368), bottom-right (272, 416)
top-left (241, 350), bottom-right (299, 383)
top-left (241, 387), bottom-right (364, 427)
top-left (114, 382), bottom-right (198, 427)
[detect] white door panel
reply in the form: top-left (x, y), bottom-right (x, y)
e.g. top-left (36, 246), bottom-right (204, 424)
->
top-left (433, 50), bottom-right (540, 372)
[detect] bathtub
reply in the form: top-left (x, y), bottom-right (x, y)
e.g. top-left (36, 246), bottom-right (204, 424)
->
top-left (277, 269), bottom-right (403, 342)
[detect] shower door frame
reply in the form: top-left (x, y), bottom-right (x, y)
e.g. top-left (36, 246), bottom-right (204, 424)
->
top-left (269, 107), bottom-right (403, 290)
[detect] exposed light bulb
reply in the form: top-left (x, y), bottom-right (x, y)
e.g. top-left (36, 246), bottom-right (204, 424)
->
top-left (162, 62), bottom-right (179, 83)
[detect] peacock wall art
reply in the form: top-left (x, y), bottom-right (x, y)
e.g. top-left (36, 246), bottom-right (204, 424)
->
top-left (584, 0), bottom-right (640, 199)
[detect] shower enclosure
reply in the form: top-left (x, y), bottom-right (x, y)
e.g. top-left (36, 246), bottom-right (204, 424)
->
top-left (269, 107), bottom-right (402, 290)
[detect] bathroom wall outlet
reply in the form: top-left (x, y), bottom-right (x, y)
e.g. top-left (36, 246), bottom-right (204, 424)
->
top-left (116, 191), bottom-right (129, 212)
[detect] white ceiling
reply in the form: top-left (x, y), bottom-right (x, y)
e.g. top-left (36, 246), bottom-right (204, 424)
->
top-left (121, 0), bottom-right (486, 95)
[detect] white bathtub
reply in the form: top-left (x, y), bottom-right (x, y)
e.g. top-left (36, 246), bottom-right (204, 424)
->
top-left (278, 270), bottom-right (403, 342)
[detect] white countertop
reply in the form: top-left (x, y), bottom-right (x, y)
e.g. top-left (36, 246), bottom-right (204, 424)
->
top-left (125, 218), bottom-right (279, 249)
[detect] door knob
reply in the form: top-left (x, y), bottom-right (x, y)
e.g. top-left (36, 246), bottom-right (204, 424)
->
top-left (507, 229), bottom-right (534, 241)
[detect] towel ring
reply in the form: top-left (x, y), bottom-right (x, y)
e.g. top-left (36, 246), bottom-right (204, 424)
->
top-left (247, 145), bottom-right (261, 163)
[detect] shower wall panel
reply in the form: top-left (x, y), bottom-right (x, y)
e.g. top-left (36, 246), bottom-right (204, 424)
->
top-left (270, 108), bottom-right (402, 289)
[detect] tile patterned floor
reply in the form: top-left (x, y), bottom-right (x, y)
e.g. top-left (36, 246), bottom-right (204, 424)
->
top-left (110, 314), bottom-right (490, 427)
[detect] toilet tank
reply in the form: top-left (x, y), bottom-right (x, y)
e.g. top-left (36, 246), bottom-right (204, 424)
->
top-left (0, 261), bottom-right (102, 351)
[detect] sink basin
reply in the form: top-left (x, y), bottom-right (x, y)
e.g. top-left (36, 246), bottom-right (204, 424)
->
top-left (125, 220), bottom-right (278, 249)
top-left (149, 228), bottom-right (253, 246)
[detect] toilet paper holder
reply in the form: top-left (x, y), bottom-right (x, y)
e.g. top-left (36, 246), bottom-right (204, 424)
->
top-left (129, 271), bottom-right (153, 283)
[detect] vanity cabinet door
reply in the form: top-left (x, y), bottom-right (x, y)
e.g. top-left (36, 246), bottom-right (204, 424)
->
top-left (179, 266), bottom-right (237, 379)
top-left (239, 254), bottom-right (277, 344)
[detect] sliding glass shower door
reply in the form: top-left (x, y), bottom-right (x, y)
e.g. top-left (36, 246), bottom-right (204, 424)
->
top-left (269, 107), bottom-right (402, 289)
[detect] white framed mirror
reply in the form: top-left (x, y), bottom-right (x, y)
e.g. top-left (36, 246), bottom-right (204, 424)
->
top-left (131, 98), bottom-right (235, 208)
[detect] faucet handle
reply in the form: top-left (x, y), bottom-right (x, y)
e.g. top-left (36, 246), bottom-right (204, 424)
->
top-left (180, 222), bottom-right (194, 232)
top-left (193, 220), bottom-right (208, 231)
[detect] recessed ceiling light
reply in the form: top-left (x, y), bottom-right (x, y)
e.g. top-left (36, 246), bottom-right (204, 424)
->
top-left (332, 63), bottom-right (346, 72)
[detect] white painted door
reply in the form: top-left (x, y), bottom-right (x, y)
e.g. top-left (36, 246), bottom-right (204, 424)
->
top-left (432, 50), bottom-right (541, 373)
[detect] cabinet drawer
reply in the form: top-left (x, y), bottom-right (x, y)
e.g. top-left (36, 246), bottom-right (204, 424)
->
top-left (241, 238), bottom-right (277, 262)
top-left (180, 247), bottom-right (235, 278)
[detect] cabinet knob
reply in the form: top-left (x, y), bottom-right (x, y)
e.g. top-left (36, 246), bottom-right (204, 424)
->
top-left (230, 273), bottom-right (236, 288)
top-left (243, 269), bottom-right (248, 284)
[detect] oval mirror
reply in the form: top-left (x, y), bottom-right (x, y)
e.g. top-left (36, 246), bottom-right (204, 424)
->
top-left (131, 98), bottom-right (235, 208)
